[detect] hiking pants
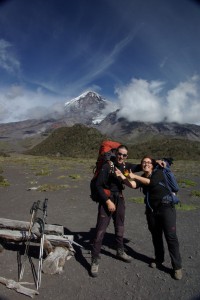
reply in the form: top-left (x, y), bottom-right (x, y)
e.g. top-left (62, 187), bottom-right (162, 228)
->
top-left (146, 204), bottom-right (182, 270)
top-left (91, 193), bottom-right (125, 259)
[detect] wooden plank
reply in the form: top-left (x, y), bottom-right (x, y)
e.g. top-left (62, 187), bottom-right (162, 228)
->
top-left (0, 218), bottom-right (64, 235)
top-left (0, 229), bottom-right (73, 248)
top-left (0, 276), bottom-right (39, 298)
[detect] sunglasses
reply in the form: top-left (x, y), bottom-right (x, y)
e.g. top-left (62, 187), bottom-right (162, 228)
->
top-left (117, 152), bottom-right (128, 158)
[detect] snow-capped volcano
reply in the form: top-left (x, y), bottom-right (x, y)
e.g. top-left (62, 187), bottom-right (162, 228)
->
top-left (65, 91), bottom-right (106, 107)
top-left (64, 91), bottom-right (116, 124)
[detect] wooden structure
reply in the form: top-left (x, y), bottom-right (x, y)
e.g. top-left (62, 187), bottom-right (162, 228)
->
top-left (0, 217), bottom-right (76, 298)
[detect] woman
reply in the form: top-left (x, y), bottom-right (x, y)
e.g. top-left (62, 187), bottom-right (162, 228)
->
top-left (115, 156), bottom-right (182, 280)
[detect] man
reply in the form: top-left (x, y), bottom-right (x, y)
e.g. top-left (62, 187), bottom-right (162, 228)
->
top-left (90, 145), bottom-right (141, 277)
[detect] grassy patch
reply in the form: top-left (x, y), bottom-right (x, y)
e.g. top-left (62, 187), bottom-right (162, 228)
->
top-left (178, 179), bottom-right (196, 187)
top-left (128, 197), bottom-right (144, 204)
top-left (191, 190), bottom-right (200, 197)
top-left (69, 174), bottom-right (81, 180)
top-left (38, 184), bottom-right (69, 192)
top-left (0, 175), bottom-right (10, 187)
top-left (127, 195), bottom-right (200, 211)
top-left (177, 203), bottom-right (200, 211)
top-left (35, 169), bottom-right (52, 176)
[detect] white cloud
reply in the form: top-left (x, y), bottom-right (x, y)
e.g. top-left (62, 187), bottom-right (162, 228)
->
top-left (115, 76), bottom-right (200, 125)
top-left (0, 85), bottom-right (65, 123)
top-left (0, 77), bottom-right (200, 125)
top-left (166, 76), bottom-right (200, 123)
top-left (116, 78), bottom-right (165, 122)
top-left (0, 39), bottom-right (21, 74)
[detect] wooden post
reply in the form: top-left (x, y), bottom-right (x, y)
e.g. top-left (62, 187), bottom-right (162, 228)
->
top-left (0, 218), bottom-right (64, 235)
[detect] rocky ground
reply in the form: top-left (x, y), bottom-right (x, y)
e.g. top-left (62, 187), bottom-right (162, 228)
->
top-left (0, 155), bottom-right (200, 300)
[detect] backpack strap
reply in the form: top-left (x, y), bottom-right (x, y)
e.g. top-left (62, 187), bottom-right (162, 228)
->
top-left (108, 160), bottom-right (115, 174)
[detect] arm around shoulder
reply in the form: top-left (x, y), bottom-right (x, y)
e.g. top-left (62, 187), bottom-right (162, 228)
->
top-left (128, 171), bottom-right (150, 185)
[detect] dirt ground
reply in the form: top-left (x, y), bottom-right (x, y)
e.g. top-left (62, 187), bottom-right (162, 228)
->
top-left (0, 155), bottom-right (200, 300)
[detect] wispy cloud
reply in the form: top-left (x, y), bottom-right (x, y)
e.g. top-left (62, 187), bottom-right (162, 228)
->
top-left (0, 39), bottom-right (21, 75)
top-left (63, 30), bottom-right (140, 95)
top-left (116, 76), bottom-right (200, 124)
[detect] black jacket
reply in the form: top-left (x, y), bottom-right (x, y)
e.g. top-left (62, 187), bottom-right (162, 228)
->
top-left (96, 162), bottom-right (141, 204)
top-left (137, 169), bottom-right (171, 209)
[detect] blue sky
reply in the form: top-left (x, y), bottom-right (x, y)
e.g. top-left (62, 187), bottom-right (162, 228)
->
top-left (0, 0), bottom-right (200, 124)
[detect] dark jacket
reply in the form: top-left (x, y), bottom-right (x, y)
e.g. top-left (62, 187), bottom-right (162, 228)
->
top-left (137, 169), bottom-right (171, 210)
top-left (96, 162), bottom-right (141, 204)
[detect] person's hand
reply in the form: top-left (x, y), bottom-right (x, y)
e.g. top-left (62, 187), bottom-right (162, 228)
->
top-left (115, 167), bottom-right (123, 177)
top-left (156, 160), bottom-right (166, 168)
top-left (106, 199), bottom-right (116, 212)
top-left (128, 169), bottom-right (135, 179)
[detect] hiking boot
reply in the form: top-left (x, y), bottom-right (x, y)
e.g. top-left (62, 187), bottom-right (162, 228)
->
top-left (174, 269), bottom-right (182, 280)
top-left (91, 258), bottom-right (99, 277)
top-left (116, 249), bottom-right (132, 263)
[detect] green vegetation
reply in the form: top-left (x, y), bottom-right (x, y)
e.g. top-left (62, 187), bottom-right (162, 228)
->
top-left (191, 190), bottom-right (200, 197)
top-left (25, 124), bottom-right (107, 158)
top-left (128, 197), bottom-right (144, 204)
top-left (126, 138), bottom-right (200, 160)
top-left (0, 175), bottom-right (10, 187)
top-left (127, 195), bottom-right (199, 211)
top-left (176, 203), bottom-right (200, 211)
top-left (0, 151), bottom-right (10, 157)
top-left (35, 169), bottom-right (52, 176)
top-left (0, 154), bottom-right (199, 211)
top-left (178, 179), bottom-right (196, 187)
top-left (38, 183), bottom-right (69, 192)
top-left (24, 124), bottom-right (200, 160)
top-left (69, 174), bottom-right (81, 180)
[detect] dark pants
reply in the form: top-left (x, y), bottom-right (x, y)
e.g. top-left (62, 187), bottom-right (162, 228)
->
top-left (146, 204), bottom-right (182, 270)
top-left (91, 194), bottom-right (125, 259)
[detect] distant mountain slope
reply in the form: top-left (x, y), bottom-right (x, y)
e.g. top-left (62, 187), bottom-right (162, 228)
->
top-left (25, 124), bottom-right (108, 158)
top-left (98, 111), bottom-right (200, 142)
top-left (0, 90), bottom-right (200, 159)
top-left (25, 124), bottom-right (200, 160)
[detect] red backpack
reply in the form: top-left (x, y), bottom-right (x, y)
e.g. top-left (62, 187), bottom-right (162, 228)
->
top-left (90, 140), bottom-right (121, 202)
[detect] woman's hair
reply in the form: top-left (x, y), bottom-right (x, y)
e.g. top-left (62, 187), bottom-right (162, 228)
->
top-left (140, 156), bottom-right (157, 168)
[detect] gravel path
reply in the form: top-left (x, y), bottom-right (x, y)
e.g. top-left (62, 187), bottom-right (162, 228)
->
top-left (0, 156), bottom-right (200, 300)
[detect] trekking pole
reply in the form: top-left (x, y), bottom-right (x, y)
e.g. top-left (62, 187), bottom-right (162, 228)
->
top-left (36, 198), bottom-right (48, 290)
top-left (19, 200), bottom-right (40, 281)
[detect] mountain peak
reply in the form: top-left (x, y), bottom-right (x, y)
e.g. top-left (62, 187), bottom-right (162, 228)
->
top-left (64, 91), bottom-right (105, 108)
top-left (63, 91), bottom-right (112, 125)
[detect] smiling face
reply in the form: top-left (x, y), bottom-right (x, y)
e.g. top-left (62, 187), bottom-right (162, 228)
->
top-left (116, 146), bottom-right (128, 165)
top-left (141, 157), bottom-right (154, 175)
